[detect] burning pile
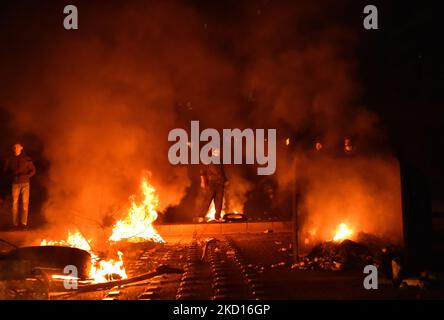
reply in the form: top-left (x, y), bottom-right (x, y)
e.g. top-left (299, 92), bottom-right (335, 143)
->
top-left (333, 223), bottom-right (354, 242)
top-left (293, 238), bottom-right (374, 271)
top-left (41, 230), bottom-right (127, 283)
top-left (109, 176), bottom-right (164, 243)
top-left (293, 223), bottom-right (398, 272)
top-left (40, 174), bottom-right (164, 283)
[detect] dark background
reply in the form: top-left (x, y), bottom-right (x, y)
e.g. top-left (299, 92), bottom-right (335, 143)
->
top-left (356, 1), bottom-right (444, 212)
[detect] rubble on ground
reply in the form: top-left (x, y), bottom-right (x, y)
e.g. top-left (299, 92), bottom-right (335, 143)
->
top-left (292, 234), bottom-right (402, 273)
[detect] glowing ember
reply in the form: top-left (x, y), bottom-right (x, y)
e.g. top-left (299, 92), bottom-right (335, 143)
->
top-left (40, 230), bottom-right (127, 283)
top-left (333, 223), bottom-right (353, 242)
top-left (109, 175), bottom-right (164, 243)
top-left (285, 138), bottom-right (290, 146)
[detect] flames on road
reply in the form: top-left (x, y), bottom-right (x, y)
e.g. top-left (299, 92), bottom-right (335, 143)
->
top-left (205, 200), bottom-right (242, 222)
top-left (40, 230), bottom-right (127, 283)
top-left (109, 176), bottom-right (164, 243)
top-left (39, 172), bottom-right (358, 283)
top-left (40, 173), bottom-right (164, 283)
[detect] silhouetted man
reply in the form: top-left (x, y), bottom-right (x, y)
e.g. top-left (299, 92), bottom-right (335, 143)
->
top-left (3, 143), bottom-right (36, 229)
top-left (199, 148), bottom-right (226, 222)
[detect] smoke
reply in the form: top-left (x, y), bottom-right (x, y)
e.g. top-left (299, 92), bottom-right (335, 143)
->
top-left (296, 155), bottom-right (403, 244)
top-left (1, 1), bottom-right (205, 230)
top-left (238, 1), bottom-right (403, 242)
top-left (224, 166), bottom-right (253, 213)
top-left (0, 0), bottom-right (402, 241)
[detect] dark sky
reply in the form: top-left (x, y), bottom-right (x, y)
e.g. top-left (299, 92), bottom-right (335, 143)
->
top-left (355, 2), bottom-right (444, 208)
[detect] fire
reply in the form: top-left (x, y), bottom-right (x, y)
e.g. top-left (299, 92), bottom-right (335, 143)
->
top-left (108, 176), bottom-right (164, 243)
top-left (205, 201), bottom-right (242, 221)
top-left (333, 223), bottom-right (353, 242)
top-left (38, 174), bottom-right (164, 283)
top-left (90, 251), bottom-right (127, 283)
top-left (40, 230), bottom-right (127, 283)
top-left (205, 201), bottom-right (224, 222)
top-left (40, 230), bottom-right (91, 251)
top-left (285, 138), bottom-right (290, 146)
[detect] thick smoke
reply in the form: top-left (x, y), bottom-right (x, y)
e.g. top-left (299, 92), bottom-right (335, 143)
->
top-left (0, 1), bottom-right (402, 242)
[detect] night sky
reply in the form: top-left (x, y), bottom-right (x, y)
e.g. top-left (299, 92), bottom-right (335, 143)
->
top-left (356, 2), bottom-right (444, 210)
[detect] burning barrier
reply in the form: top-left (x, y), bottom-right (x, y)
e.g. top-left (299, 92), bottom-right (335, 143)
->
top-left (40, 174), bottom-right (164, 283)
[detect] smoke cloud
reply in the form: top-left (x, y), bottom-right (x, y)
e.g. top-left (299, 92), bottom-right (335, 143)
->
top-left (0, 0), bottom-right (402, 242)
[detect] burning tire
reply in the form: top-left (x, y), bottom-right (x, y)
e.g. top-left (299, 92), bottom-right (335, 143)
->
top-left (0, 246), bottom-right (91, 280)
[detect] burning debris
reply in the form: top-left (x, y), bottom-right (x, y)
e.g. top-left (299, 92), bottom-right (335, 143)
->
top-left (0, 245), bottom-right (92, 281)
top-left (293, 231), bottom-right (401, 274)
top-left (293, 239), bottom-right (373, 271)
top-left (39, 174), bottom-right (165, 284)
top-left (40, 230), bottom-right (127, 283)
top-left (109, 175), bottom-right (164, 243)
top-left (333, 223), bottom-right (354, 242)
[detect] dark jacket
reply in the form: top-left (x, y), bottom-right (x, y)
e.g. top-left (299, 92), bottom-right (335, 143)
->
top-left (4, 153), bottom-right (36, 184)
top-left (200, 162), bottom-right (227, 185)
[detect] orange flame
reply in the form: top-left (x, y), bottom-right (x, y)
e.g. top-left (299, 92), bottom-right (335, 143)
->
top-left (90, 251), bottom-right (127, 283)
top-left (40, 230), bottom-right (127, 283)
top-left (333, 223), bottom-right (353, 242)
top-left (205, 200), bottom-right (242, 222)
top-left (40, 230), bottom-right (91, 251)
top-left (205, 201), bottom-right (224, 222)
top-left (108, 175), bottom-right (164, 243)
top-left (39, 173), bottom-right (164, 283)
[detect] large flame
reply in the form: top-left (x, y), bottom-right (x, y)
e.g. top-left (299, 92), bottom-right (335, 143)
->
top-left (332, 223), bottom-right (353, 242)
top-left (109, 176), bottom-right (164, 243)
top-left (40, 230), bottom-right (127, 283)
top-left (205, 201), bottom-right (224, 222)
top-left (38, 174), bottom-right (164, 283)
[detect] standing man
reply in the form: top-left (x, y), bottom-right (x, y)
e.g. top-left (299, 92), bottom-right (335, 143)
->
top-left (3, 143), bottom-right (36, 230)
top-left (199, 148), bottom-right (227, 222)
